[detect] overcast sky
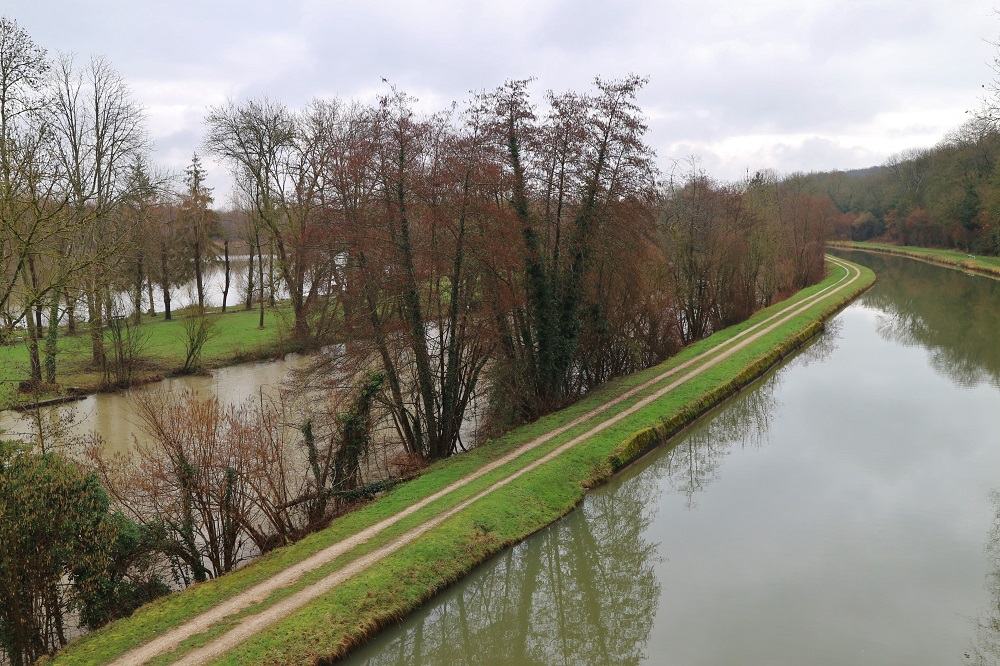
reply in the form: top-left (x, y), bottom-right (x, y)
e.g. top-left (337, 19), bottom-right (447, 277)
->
top-left (6, 0), bottom-right (998, 199)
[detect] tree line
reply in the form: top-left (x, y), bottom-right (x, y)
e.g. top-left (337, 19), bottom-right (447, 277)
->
top-left (0, 16), bottom-right (834, 663)
top-left (200, 82), bottom-right (829, 454)
top-left (0, 18), bottom-right (281, 394)
top-left (791, 117), bottom-right (1000, 253)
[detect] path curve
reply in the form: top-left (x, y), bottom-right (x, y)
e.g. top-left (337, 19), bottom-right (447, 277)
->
top-left (112, 256), bottom-right (863, 666)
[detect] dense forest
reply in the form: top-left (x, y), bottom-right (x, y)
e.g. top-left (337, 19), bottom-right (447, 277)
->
top-left (793, 117), bottom-right (1000, 253)
top-left (0, 17), bottom-right (832, 664)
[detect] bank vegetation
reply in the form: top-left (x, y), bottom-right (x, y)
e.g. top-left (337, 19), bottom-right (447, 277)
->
top-left (0, 17), bottom-right (836, 664)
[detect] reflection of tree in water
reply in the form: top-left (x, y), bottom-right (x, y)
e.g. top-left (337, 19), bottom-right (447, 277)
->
top-left (651, 371), bottom-right (780, 508)
top-left (348, 313), bottom-right (795, 663)
top-left (838, 250), bottom-right (1000, 389)
top-left (788, 317), bottom-right (843, 369)
top-left (970, 492), bottom-right (1000, 664)
top-left (349, 472), bottom-right (663, 666)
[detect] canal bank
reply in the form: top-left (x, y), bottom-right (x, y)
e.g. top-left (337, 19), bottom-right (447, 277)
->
top-left (50, 257), bottom-right (874, 666)
top-left (829, 240), bottom-right (1000, 279)
top-left (344, 247), bottom-right (1000, 665)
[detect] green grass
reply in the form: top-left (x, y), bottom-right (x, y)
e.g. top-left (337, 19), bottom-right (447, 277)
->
top-left (829, 240), bottom-right (1000, 277)
top-left (48, 259), bottom-right (876, 665)
top-left (0, 305), bottom-right (291, 405)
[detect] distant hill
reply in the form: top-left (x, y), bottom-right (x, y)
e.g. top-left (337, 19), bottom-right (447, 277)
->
top-left (839, 166), bottom-right (886, 179)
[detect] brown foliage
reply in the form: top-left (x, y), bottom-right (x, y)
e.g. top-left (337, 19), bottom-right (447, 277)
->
top-left (88, 391), bottom-right (311, 582)
top-left (662, 166), bottom-right (829, 343)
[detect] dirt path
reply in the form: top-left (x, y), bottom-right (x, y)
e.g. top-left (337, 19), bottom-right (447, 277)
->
top-left (111, 256), bottom-right (862, 666)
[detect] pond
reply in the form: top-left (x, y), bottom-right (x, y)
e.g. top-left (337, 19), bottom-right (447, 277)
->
top-left (0, 354), bottom-right (306, 454)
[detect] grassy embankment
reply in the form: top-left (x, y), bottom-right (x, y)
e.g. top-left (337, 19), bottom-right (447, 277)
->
top-left (49, 258), bottom-right (875, 666)
top-left (0, 305), bottom-right (291, 406)
top-left (829, 240), bottom-right (1000, 278)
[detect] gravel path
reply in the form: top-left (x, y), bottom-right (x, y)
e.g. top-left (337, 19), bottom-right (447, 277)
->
top-left (111, 256), bottom-right (862, 666)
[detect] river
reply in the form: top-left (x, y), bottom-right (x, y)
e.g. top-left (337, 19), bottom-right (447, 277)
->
top-left (339, 251), bottom-right (1000, 665)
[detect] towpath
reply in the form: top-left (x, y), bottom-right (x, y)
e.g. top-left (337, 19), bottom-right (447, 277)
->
top-left (111, 255), bottom-right (863, 665)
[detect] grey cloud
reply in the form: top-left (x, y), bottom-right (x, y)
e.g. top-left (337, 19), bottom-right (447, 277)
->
top-left (8, 0), bottom-right (995, 191)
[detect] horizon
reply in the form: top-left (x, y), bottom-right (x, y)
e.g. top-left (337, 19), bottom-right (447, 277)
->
top-left (5, 0), bottom-right (994, 199)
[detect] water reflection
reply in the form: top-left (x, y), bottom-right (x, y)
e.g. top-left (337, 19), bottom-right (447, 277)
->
top-left (972, 492), bottom-right (1000, 665)
top-left (0, 356), bottom-right (305, 453)
top-left (650, 363), bottom-right (782, 508)
top-left (346, 467), bottom-right (663, 665)
top-left (792, 316), bottom-right (843, 368)
top-left (344, 335), bottom-right (793, 665)
top-left (341, 254), bottom-right (1000, 664)
top-left (837, 250), bottom-right (1000, 389)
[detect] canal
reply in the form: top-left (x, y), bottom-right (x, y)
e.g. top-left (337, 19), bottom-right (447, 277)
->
top-left (341, 251), bottom-right (1000, 665)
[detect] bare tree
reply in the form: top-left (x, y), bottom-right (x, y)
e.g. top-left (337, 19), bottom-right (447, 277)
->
top-left (49, 53), bottom-right (148, 375)
top-left (102, 302), bottom-right (151, 387)
top-left (487, 75), bottom-right (662, 418)
top-left (356, 88), bottom-right (497, 459)
top-left (0, 18), bottom-right (70, 387)
top-left (205, 98), bottom-right (347, 344)
top-left (179, 309), bottom-right (218, 374)
top-left (204, 99), bottom-right (303, 332)
top-left (88, 384), bottom-right (390, 582)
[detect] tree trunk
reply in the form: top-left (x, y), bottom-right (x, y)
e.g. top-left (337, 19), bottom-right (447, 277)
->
top-left (85, 280), bottom-right (106, 369)
top-left (133, 252), bottom-right (144, 325)
top-left (221, 240), bottom-right (230, 313)
top-left (43, 286), bottom-right (61, 384)
top-left (194, 237), bottom-right (204, 310)
top-left (146, 276), bottom-right (156, 317)
top-left (24, 299), bottom-right (42, 385)
top-left (394, 157), bottom-right (440, 458)
top-left (267, 243), bottom-right (276, 308)
top-left (258, 239), bottom-right (266, 329)
top-left (244, 242), bottom-right (254, 310)
top-left (66, 293), bottom-right (76, 335)
top-left (160, 240), bottom-right (172, 321)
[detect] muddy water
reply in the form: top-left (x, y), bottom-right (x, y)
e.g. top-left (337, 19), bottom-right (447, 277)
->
top-left (1, 259), bottom-right (292, 451)
top-left (0, 355), bottom-right (305, 454)
top-left (1, 346), bottom-right (481, 457)
top-left (342, 252), bottom-right (1000, 665)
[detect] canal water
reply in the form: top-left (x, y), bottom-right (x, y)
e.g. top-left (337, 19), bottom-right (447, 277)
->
top-left (341, 251), bottom-right (1000, 665)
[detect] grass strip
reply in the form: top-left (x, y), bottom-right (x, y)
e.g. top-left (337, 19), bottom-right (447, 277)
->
top-left (829, 240), bottom-right (1000, 278)
top-left (48, 259), bottom-right (874, 666)
top-left (205, 260), bottom-right (875, 665)
top-left (0, 305), bottom-right (290, 405)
